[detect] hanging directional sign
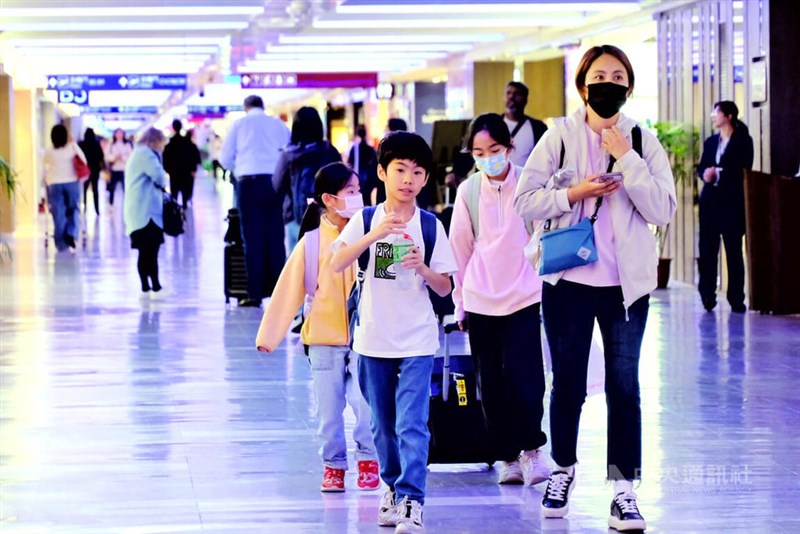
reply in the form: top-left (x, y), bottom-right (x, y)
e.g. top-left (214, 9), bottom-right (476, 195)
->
top-left (187, 105), bottom-right (244, 115)
top-left (240, 72), bottom-right (378, 89)
top-left (81, 106), bottom-right (160, 114)
top-left (47, 74), bottom-right (188, 91)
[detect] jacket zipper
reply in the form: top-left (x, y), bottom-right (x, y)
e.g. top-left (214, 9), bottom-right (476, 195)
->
top-left (497, 184), bottom-right (504, 228)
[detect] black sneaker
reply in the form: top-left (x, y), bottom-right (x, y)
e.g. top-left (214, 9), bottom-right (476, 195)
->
top-left (541, 469), bottom-right (575, 518)
top-left (702, 298), bottom-right (716, 312)
top-left (608, 491), bottom-right (646, 531)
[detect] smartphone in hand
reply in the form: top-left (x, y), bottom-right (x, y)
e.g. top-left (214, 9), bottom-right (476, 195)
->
top-left (595, 172), bottom-right (624, 183)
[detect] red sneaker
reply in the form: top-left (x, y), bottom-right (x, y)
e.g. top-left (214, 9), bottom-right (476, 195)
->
top-left (321, 467), bottom-right (345, 492)
top-left (357, 460), bottom-right (380, 490)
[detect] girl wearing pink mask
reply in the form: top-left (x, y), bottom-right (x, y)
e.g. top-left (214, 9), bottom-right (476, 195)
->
top-left (256, 162), bottom-right (378, 493)
top-left (450, 113), bottom-right (551, 487)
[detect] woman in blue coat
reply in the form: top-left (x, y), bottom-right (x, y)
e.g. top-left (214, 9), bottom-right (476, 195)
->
top-left (697, 101), bottom-right (754, 313)
top-left (124, 128), bottom-right (168, 299)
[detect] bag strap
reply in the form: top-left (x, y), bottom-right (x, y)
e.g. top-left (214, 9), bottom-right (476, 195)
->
top-left (303, 228), bottom-right (320, 298)
top-left (357, 206), bottom-right (377, 273)
top-left (419, 209), bottom-right (437, 267)
top-left (510, 116), bottom-right (530, 139)
top-left (463, 173), bottom-right (482, 240)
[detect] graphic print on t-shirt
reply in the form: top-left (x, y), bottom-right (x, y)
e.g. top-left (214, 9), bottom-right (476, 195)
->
top-left (374, 241), bottom-right (396, 280)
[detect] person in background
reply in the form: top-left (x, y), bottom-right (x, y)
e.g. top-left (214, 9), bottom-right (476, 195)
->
top-left (105, 128), bottom-right (132, 209)
top-left (696, 100), bottom-right (754, 313)
top-left (503, 81), bottom-right (548, 167)
top-left (43, 124), bottom-right (86, 252)
top-left (78, 128), bottom-right (105, 216)
top-left (449, 113), bottom-right (550, 487)
top-left (220, 95), bottom-right (291, 307)
top-left (387, 118), bottom-right (407, 134)
top-left (348, 125), bottom-right (379, 206)
top-left (514, 45), bottom-right (676, 531)
top-left (256, 162), bottom-right (378, 493)
top-left (209, 133), bottom-right (226, 180)
top-left (331, 131), bottom-right (458, 533)
top-left (125, 128), bottom-right (169, 300)
top-left (163, 120), bottom-right (201, 209)
top-left (274, 106), bottom-right (341, 254)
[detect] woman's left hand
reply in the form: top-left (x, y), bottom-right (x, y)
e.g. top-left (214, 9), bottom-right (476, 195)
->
top-left (601, 126), bottom-right (632, 160)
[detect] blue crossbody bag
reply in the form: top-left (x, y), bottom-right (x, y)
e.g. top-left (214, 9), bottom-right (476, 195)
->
top-left (538, 126), bottom-right (642, 276)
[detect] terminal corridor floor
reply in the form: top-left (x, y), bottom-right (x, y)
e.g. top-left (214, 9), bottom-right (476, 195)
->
top-left (1, 176), bottom-right (799, 533)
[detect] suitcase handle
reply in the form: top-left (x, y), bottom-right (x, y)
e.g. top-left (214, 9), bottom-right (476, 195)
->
top-left (441, 322), bottom-right (481, 403)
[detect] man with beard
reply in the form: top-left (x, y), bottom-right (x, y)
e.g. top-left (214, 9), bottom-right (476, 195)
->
top-left (503, 81), bottom-right (548, 167)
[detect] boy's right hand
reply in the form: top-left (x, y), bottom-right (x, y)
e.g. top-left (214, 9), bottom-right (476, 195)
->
top-left (369, 212), bottom-right (406, 240)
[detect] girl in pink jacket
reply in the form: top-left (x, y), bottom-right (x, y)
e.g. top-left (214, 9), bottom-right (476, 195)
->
top-left (449, 113), bottom-right (549, 488)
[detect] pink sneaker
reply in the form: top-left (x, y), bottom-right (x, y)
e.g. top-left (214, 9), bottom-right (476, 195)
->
top-left (357, 460), bottom-right (380, 490)
top-left (321, 466), bottom-right (345, 492)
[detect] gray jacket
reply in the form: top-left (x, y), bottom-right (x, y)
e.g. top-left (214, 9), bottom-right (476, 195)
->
top-left (513, 106), bottom-right (677, 311)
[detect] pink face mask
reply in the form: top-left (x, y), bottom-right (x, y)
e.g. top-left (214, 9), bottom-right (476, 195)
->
top-left (332, 194), bottom-right (364, 219)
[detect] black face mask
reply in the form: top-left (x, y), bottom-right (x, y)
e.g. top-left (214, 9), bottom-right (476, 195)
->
top-left (587, 82), bottom-right (629, 119)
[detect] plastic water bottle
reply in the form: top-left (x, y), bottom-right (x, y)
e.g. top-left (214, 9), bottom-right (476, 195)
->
top-left (393, 234), bottom-right (416, 290)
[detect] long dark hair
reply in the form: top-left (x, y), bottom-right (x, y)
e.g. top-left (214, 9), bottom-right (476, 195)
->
top-left (462, 113), bottom-right (513, 152)
top-left (51, 124), bottom-right (68, 148)
top-left (291, 106), bottom-right (325, 146)
top-left (714, 100), bottom-right (747, 131)
top-left (298, 162), bottom-right (357, 239)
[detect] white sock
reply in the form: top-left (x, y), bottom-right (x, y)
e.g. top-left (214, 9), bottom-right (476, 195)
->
top-left (556, 464), bottom-right (575, 476)
top-left (614, 479), bottom-right (634, 494)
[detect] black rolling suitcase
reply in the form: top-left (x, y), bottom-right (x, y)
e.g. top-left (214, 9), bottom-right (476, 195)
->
top-left (224, 208), bottom-right (248, 303)
top-left (428, 323), bottom-right (494, 465)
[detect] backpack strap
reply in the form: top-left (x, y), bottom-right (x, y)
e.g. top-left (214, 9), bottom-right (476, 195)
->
top-left (463, 173), bottom-right (482, 240)
top-left (510, 115), bottom-right (530, 139)
top-left (419, 209), bottom-right (437, 267)
top-left (303, 228), bottom-right (320, 298)
top-left (631, 124), bottom-right (642, 158)
top-left (357, 206), bottom-right (377, 273)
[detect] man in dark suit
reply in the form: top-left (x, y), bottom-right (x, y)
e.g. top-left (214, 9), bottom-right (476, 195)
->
top-left (503, 81), bottom-right (548, 167)
top-left (697, 101), bottom-right (754, 313)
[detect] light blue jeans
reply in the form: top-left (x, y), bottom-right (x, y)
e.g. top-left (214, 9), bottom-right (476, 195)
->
top-left (285, 220), bottom-right (300, 255)
top-left (308, 345), bottom-right (376, 470)
top-left (358, 354), bottom-right (434, 504)
top-left (47, 182), bottom-right (81, 251)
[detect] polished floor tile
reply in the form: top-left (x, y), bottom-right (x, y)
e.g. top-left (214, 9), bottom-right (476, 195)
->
top-left (1, 175), bottom-right (799, 533)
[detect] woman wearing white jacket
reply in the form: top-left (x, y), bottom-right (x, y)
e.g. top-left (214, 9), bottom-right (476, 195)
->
top-left (514, 45), bottom-right (676, 532)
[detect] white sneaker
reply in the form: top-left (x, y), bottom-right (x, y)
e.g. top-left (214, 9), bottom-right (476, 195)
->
top-left (378, 489), bottom-right (398, 527)
top-left (149, 289), bottom-right (170, 301)
top-left (519, 449), bottom-right (550, 486)
top-left (497, 460), bottom-right (524, 484)
top-left (395, 497), bottom-right (424, 533)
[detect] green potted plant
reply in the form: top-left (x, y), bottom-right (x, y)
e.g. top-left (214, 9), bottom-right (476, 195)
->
top-left (646, 120), bottom-right (699, 288)
top-left (0, 156), bottom-right (20, 261)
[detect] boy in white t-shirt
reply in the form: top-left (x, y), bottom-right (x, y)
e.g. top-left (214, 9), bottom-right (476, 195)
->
top-left (331, 132), bottom-right (457, 533)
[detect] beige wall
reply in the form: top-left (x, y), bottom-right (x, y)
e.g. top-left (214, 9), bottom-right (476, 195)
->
top-left (523, 57), bottom-right (565, 121)
top-left (0, 75), bottom-right (15, 234)
top-left (473, 61), bottom-right (514, 116)
top-left (13, 88), bottom-right (40, 230)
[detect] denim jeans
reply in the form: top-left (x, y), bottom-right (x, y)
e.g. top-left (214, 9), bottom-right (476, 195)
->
top-left (48, 182), bottom-right (81, 251)
top-left (236, 174), bottom-right (286, 300)
top-left (468, 303), bottom-right (547, 462)
top-left (285, 220), bottom-right (300, 256)
top-left (307, 345), bottom-right (376, 470)
top-left (358, 354), bottom-right (433, 504)
top-left (108, 171), bottom-right (124, 205)
top-left (542, 280), bottom-right (649, 481)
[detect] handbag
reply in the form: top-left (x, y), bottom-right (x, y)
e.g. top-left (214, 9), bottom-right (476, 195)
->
top-left (152, 182), bottom-right (184, 237)
top-left (161, 192), bottom-right (185, 237)
top-left (538, 198), bottom-right (602, 275)
top-left (73, 155), bottom-right (91, 181)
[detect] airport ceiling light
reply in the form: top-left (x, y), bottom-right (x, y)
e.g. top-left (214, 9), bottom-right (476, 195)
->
top-left (278, 33), bottom-right (506, 45)
top-left (36, 60), bottom-right (206, 75)
top-left (18, 46), bottom-right (219, 56)
top-left (335, 2), bottom-right (639, 15)
top-left (8, 37), bottom-right (229, 47)
top-left (242, 59), bottom-right (428, 73)
top-left (1, 6), bottom-right (264, 17)
top-left (257, 52), bottom-right (448, 61)
top-left (312, 16), bottom-right (586, 29)
top-left (0, 22), bottom-right (251, 32)
top-left (266, 44), bottom-right (471, 54)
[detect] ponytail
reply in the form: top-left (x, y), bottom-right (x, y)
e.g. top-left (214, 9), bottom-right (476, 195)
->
top-left (298, 202), bottom-right (322, 240)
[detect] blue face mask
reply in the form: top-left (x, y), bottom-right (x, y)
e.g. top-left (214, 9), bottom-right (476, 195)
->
top-left (474, 151), bottom-right (508, 177)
